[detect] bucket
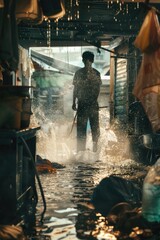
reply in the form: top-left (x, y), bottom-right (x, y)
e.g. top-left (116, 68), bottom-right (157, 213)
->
top-left (0, 96), bottom-right (22, 130)
top-left (21, 97), bottom-right (32, 129)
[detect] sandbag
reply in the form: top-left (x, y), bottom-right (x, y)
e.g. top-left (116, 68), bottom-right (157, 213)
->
top-left (16, 0), bottom-right (43, 25)
top-left (91, 175), bottom-right (142, 216)
top-left (40, 0), bottom-right (65, 19)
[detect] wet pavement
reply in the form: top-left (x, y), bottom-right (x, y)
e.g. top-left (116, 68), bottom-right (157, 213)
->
top-left (32, 146), bottom-right (148, 239)
top-left (27, 108), bottom-right (157, 239)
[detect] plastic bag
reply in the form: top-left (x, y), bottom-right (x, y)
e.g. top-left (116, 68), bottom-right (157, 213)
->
top-left (39, 0), bottom-right (65, 19)
top-left (133, 48), bottom-right (160, 132)
top-left (142, 158), bottom-right (160, 222)
top-left (134, 9), bottom-right (160, 53)
top-left (91, 175), bottom-right (142, 216)
top-left (0, 0), bottom-right (19, 71)
top-left (133, 49), bottom-right (160, 99)
top-left (16, 0), bottom-right (43, 25)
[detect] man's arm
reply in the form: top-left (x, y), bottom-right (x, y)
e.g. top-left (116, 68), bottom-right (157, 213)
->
top-left (72, 73), bottom-right (78, 111)
top-left (72, 84), bottom-right (77, 111)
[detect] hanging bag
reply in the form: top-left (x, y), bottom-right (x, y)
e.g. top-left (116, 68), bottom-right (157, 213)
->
top-left (0, 0), bottom-right (19, 72)
top-left (16, 0), bottom-right (43, 25)
top-left (134, 9), bottom-right (160, 53)
top-left (40, 0), bottom-right (65, 19)
top-left (0, 0), bottom-right (4, 37)
top-left (133, 48), bottom-right (160, 132)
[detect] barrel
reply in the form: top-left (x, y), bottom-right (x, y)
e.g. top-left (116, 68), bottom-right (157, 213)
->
top-left (0, 86), bottom-right (31, 130)
top-left (21, 97), bottom-right (32, 129)
top-left (0, 96), bottom-right (22, 130)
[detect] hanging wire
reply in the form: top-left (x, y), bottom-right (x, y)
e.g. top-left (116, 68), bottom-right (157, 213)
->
top-left (47, 19), bottom-right (51, 48)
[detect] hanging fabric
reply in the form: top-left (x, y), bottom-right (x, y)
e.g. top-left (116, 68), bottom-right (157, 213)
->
top-left (133, 8), bottom-right (160, 132)
top-left (16, 0), bottom-right (43, 25)
top-left (40, 0), bottom-right (65, 19)
top-left (134, 9), bottom-right (160, 53)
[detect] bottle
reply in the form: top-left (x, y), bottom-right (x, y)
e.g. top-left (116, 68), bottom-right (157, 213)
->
top-left (142, 158), bottom-right (160, 222)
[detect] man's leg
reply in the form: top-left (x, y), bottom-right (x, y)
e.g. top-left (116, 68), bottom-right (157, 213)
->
top-left (77, 110), bottom-right (88, 152)
top-left (89, 108), bottom-right (100, 152)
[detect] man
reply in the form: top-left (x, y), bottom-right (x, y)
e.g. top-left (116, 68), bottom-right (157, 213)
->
top-left (72, 51), bottom-right (102, 152)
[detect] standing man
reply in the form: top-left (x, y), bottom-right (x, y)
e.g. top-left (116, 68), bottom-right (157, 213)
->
top-left (72, 51), bottom-right (102, 152)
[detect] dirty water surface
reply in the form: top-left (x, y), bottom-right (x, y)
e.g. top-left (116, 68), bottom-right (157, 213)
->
top-left (28, 109), bottom-right (160, 240)
top-left (32, 157), bottom-right (150, 239)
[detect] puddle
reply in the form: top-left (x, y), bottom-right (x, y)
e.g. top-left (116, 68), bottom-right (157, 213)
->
top-left (27, 108), bottom-right (153, 239)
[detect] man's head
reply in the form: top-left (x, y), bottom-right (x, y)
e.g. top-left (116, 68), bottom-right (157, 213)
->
top-left (82, 51), bottom-right (94, 63)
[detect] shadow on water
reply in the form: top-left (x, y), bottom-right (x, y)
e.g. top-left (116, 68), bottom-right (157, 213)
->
top-left (28, 105), bottom-right (153, 239)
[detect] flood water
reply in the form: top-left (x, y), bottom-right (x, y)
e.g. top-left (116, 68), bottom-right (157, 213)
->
top-left (29, 107), bottom-right (150, 240)
top-left (34, 161), bottom-right (146, 240)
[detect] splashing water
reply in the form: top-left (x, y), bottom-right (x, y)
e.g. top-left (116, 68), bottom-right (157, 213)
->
top-left (31, 104), bottom-right (149, 240)
top-left (30, 106), bottom-right (121, 164)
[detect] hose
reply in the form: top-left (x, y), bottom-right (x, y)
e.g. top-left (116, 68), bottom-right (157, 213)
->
top-left (67, 111), bottom-right (77, 138)
top-left (20, 136), bottom-right (46, 223)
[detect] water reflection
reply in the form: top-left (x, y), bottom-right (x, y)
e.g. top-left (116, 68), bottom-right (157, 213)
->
top-left (29, 107), bottom-right (148, 239)
top-left (35, 160), bottom-right (144, 239)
